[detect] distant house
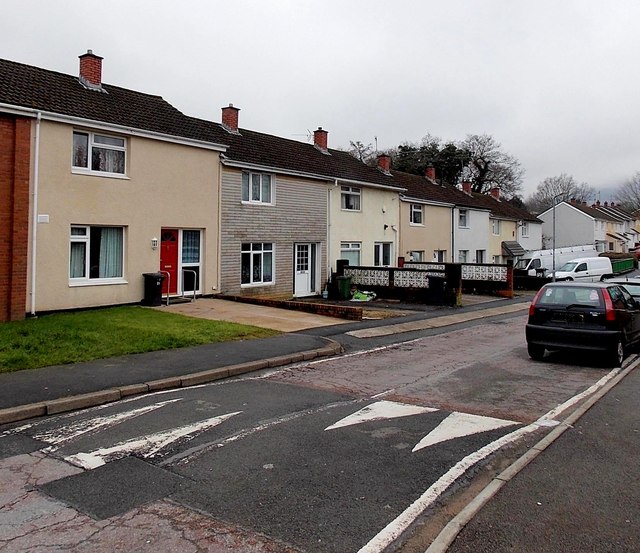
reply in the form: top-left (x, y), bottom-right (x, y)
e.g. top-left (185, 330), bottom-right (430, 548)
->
top-left (538, 199), bottom-right (636, 252)
top-left (470, 188), bottom-right (543, 261)
top-left (395, 167), bottom-right (454, 263)
top-left (0, 52), bottom-right (227, 321)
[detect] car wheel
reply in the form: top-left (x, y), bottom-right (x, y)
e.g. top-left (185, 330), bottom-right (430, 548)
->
top-left (528, 343), bottom-right (545, 361)
top-left (606, 339), bottom-right (625, 367)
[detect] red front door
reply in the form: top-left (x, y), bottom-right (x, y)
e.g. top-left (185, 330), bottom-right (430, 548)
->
top-left (160, 229), bottom-right (178, 295)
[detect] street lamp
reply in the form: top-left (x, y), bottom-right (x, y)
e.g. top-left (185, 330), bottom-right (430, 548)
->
top-left (551, 193), bottom-right (564, 282)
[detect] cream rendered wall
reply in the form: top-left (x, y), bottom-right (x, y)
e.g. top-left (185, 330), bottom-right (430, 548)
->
top-left (31, 121), bottom-right (220, 312)
top-left (399, 201), bottom-right (452, 262)
top-left (489, 218), bottom-right (516, 261)
top-left (328, 185), bottom-right (400, 270)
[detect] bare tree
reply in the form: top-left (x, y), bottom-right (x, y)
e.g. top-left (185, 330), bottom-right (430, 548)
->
top-left (613, 171), bottom-right (640, 211)
top-left (347, 140), bottom-right (375, 164)
top-left (458, 134), bottom-right (524, 198)
top-left (525, 174), bottom-right (594, 213)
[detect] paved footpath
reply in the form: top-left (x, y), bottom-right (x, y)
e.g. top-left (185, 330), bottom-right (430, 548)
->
top-left (434, 360), bottom-right (640, 553)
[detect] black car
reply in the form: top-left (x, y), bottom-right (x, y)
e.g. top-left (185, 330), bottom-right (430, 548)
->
top-left (526, 281), bottom-right (640, 366)
top-left (604, 277), bottom-right (640, 302)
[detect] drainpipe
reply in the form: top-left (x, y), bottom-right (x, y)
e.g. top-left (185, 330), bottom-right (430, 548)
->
top-left (451, 208), bottom-right (455, 263)
top-left (29, 112), bottom-right (42, 316)
top-left (327, 179), bottom-right (337, 280)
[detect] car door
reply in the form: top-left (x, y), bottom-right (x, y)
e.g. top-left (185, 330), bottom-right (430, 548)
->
top-left (573, 262), bottom-right (590, 281)
top-left (617, 286), bottom-right (640, 345)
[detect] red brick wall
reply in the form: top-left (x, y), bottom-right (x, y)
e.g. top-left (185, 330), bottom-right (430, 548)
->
top-left (0, 114), bottom-right (31, 322)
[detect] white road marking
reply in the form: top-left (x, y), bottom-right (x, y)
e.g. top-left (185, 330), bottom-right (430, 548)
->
top-left (34, 399), bottom-right (182, 448)
top-left (412, 412), bottom-right (518, 452)
top-left (325, 400), bottom-right (438, 431)
top-left (357, 365), bottom-right (624, 553)
top-left (65, 411), bottom-right (241, 469)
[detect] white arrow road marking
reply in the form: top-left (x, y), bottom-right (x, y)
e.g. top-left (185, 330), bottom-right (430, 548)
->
top-left (33, 399), bottom-right (183, 448)
top-left (412, 412), bottom-right (518, 452)
top-left (325, 400), bottom-right (438, 431)
top-left (65, 411), bottom-right (241, 469)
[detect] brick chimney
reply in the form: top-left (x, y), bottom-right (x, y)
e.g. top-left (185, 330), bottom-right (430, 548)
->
top-left (377, 153), bottom-right (391, 174)
top-left (462, 181), bottom-right (472, 194)
top-left (489, 187), bottom-right (501, 200)
top-left (604, 201), bottom-right (608, 207)
top-left (78, 50), bottom-right (103, 89)
top-left (425, 166), bottom-right (436, 181)
top-left (221, 104), bottom-right (240, 133)
top-left (313, 127), bottom-right (328, 152)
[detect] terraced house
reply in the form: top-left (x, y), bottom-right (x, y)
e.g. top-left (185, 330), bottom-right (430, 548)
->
top-left (0, 52), bottom-right (406, 320)
top-left (0, 52), bottom-right (228, 321)
top-left (0, 51), bottom-right (542, 322)
top-left (212, 106), bottom-right (405, 299)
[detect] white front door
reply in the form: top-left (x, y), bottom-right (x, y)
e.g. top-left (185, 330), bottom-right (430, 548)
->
top-left (294, 243), bottom-right (316, 297)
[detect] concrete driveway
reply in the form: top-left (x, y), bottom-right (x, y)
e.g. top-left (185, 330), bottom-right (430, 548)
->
top-left (158, 298), bottom-right (351, 332)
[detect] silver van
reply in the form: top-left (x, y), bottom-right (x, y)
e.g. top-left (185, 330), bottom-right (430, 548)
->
top-left (553, 256), bottom-right (612, 282)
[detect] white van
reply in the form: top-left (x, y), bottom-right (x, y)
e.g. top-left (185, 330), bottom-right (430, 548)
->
top-left (515, 245), bottom-right (597, 277)
top-left (552, 257), bottom-right (612, 282)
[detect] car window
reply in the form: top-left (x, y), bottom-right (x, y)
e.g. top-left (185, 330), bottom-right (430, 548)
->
top-left (617, 286), bottom-right (637, 309)
top-left (576, 263), bottom-right (587, 272)
top-left (608, 286), bottom-right (629, 310)
top-left (538, 286), bottom-right (602, 307)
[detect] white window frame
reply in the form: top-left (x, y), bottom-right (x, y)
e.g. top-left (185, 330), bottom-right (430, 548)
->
top-left (241, 242), bottom-right (274, 286)
top-left (434, 250), bottom-right (446, 262)
top-left (458, 209), bottom-right (468, 228)
top-left (374, 242), bottom-right (393, 267)
top-left (341, 186), bottom-right (361, 211)
top-left (69, 225), bottom-right (126, 285)
top-left (458, 250), bottom-right (469, 263)
top-left (492, 219), bottom-right (501, 235)
top-left (520, 221), bottom-right (529, 237)
top-left (72, 131), bottom-right (127, 177)
top-left (410, 204), bottom-right (423, 225)
top-left (408, 250), bottom-right (424, 262)
top-left (241, 172), bottom-right (274, 205)
top-left (340, 242), bottom-right (361, 266)
top-left (475, 249), bottom-right (485, 263)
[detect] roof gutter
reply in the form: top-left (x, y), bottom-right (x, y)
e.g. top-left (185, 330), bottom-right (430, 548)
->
top-left (0, 102), bottom-right (228, 152)
top-left (399, 194), bottom-right (454, 208)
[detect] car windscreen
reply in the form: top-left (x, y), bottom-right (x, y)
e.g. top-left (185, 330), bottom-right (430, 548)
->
top-left (537, 286), bottom-right (603, 308)
top-left (558, 262), bottom-right (578, 272)
top-left (515, 259), bottom-right (531, 269)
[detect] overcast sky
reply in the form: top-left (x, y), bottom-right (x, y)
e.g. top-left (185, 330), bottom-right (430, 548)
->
top-left (2, 1), bottom-right (638, 198)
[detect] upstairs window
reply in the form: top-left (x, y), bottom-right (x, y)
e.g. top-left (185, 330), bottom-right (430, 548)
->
top-left (458, 209), bottom-right (468, 227)
top-left (492, 219), bottom-right (501, 235)
top-left (73, 131), bottom-right (126, 175)
top-left (242, 172), bottom-right (273, 204)
top-left (341, 186), bottom-right (361, 211)
top-left (521, 221), bottom-right (529, 237)
top-left (410, 204), bottom-right (423, 225)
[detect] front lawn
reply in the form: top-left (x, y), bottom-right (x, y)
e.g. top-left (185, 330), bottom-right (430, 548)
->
top-left (0, 306), bottom-right (279, 373)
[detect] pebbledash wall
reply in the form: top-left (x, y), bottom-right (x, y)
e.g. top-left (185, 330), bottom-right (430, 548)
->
top-left (28, 119), bottom-right (221, 313)
top-left (0, 114), bottom-right (30, 322)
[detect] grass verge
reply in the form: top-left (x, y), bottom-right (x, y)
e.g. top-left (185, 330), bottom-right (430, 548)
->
top-left (0, 306), bottom-right (279, 373)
